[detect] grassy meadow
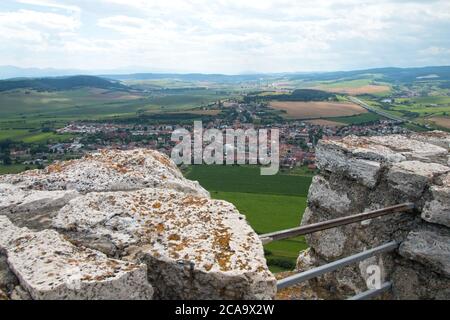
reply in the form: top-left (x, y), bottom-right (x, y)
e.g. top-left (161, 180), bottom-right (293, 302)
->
top-left (185, 165), bottom-right (314, 273)
top-left (0, 129), bottom-right (74, 143)
top-left (326, 112), bottom-right (384, 124)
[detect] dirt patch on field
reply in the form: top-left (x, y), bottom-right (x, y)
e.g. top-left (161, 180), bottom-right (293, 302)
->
top-left (317, 85), bottom-right (391, 95)
top-left (428, 116), bottom-right (450, 129)
top-left (305, 119), bottom-right (346, 127)
top-left (270, 101), bottom-right (367, 119)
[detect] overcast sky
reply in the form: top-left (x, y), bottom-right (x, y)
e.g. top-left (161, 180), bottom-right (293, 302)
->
top-left (1, 0), bottom-right (449, 74)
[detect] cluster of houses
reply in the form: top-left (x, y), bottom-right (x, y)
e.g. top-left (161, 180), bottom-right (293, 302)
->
top-left (4, 103), bottom-right (411, 170)
top-left (335, 120), bottom-right (409, 137)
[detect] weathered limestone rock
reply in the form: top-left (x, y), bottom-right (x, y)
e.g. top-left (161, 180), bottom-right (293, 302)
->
top-left (0, 216), bottom-right (154, 300)
top-left (316, 138), bottom-right (397, 188)
top-left (0, 149), bottom-right (275, 300)
top-left (307, 176), bottom-right (351, 214)
top-left (409, 131), bottom-right (450, 150)
top-left (296, 248), bottom-right (318, 272)
top-left (318, 136), bottom-right (406, 163)
top-left (0, 183), bottom-right (79, 213)
top-left (0, 183), bottom-right (79, 229)
top-left (387, 161), bottom-right (450, 199)
top-left (391, 263), bottom-right (450, 300)
top-left (298, 132), bottom-right (450, 300)
top-left (307, 227), bottom-right (346, 260)
top-left (399, 229), bottom-right (450, 277)
top-left (422, 185), bottom-right (450, 227)
top-left (0, 149), bottom-right (209, 197)
top-left (53, 188), bottom-right (276, 299)
top-left (368, 135), bottom-right (448, 162)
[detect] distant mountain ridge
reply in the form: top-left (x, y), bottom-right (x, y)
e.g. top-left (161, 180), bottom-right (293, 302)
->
top-left (292, 66), bottom-right (450, 82)
top-left (85, 66), bottom-right (450, 83)
top-left (0, 75), bottom-right (127, 92)
top-left (1, 65), bottom-right (450, 84)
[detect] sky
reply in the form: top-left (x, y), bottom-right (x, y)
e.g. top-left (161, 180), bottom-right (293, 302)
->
top-left (0, 0), bottom-right (450, 74)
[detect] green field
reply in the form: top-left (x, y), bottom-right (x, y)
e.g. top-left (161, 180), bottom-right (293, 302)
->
top-left (326, 112), bottom-right (384, 124)
top-left (184, 165), bottom-right (312, 196)
top-left (0, 129), bottom-right (73, 143)
top-left (0, 87), bottom-right (233, 130)
top-left (185, 165), bottom-right (313, 273)
top-left (0, 164), bottom-right (38, 174)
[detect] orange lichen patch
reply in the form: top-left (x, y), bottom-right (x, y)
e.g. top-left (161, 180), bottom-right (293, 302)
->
top-left (45, 161), bottom-right (73, 174)
top-left (46, 164), bottom-right (63, 173)
top-left (110, 163), bottom-right (129, 174)
top-left (203, 264), bottom-right (213, 271)
top-left (257, 266), bottom-right (266, 273)
top-left (215, 252), bottom-right (232, 272)
top-left (154, 153), bottom-right (172, 168)
top-left (155, 223), bottom-right (165, 233)
top-left (236, 259), bottom-right (250, 271)
top-left (81, 275), bottom-right (93, 281)
top-left (275, 271), bottom-right (320, 300)
top-left (170, 252), bottom-right (180, 259)
top-left (152, 202), bottom-right (162, 209)
top-left (182, 196), bottom-right (208, 206)
top-left (212, 227), bottom-right (233, 271)
top-left (168, 234), bottom-right (181, 241)
top-left (170, 239), bottom-right (189, 252)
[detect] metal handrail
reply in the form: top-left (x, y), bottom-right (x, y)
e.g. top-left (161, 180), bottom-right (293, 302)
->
top-left (260, 203), bottom-right (414, 244)
top-left (348, 282), bottom-right (392, 300)
top-left (277, 241), bottom-right (399, 290)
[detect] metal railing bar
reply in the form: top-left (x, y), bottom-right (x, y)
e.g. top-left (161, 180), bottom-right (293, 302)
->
top-left (277, 241), bottom-right (399, 290)
top-left (260, 203), bottom-right (414, 244)
top-left (347, 282), bottom-right (392, 300)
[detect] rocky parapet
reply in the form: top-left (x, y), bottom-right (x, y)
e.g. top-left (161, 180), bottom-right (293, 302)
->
top-left (0, 216), bottom-right (154, 300)
top-left (298, 131), bottom-right (450, 300)
top-left (0, 149), bottom-right (275, 300)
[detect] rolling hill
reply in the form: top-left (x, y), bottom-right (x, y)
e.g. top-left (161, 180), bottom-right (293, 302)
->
top-left (0, 75), bottom-right (128, 92)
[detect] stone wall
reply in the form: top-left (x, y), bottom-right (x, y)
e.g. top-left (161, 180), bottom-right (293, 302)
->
top-left (297, 131), bottom-right (450, 300)
top-left (0, 149), bottom-right (276, 300)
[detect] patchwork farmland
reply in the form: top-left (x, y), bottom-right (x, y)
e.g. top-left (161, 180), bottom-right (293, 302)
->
top-left (269, 101), bottom-right (368, 119)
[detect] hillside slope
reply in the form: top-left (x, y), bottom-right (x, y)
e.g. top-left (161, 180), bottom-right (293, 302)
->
top-left (0, 76), bottom-right (128, 92)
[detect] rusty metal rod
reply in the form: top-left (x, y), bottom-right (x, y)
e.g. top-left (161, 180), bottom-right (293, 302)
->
top-left (260, 203), bottom-right (414, 244)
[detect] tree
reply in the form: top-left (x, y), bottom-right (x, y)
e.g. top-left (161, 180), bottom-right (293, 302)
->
top-left (2, 154), bottom-right (12, 165)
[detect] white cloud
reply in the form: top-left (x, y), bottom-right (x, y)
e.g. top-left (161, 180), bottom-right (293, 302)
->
top-left (16, 0), bottom-right (81, 13)
top-left (0, 9), bottom-right (80, 43)
top-left (1, 0), bottom-right (450, 72)
top-left (420, 47), bottom-right (450, 56)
